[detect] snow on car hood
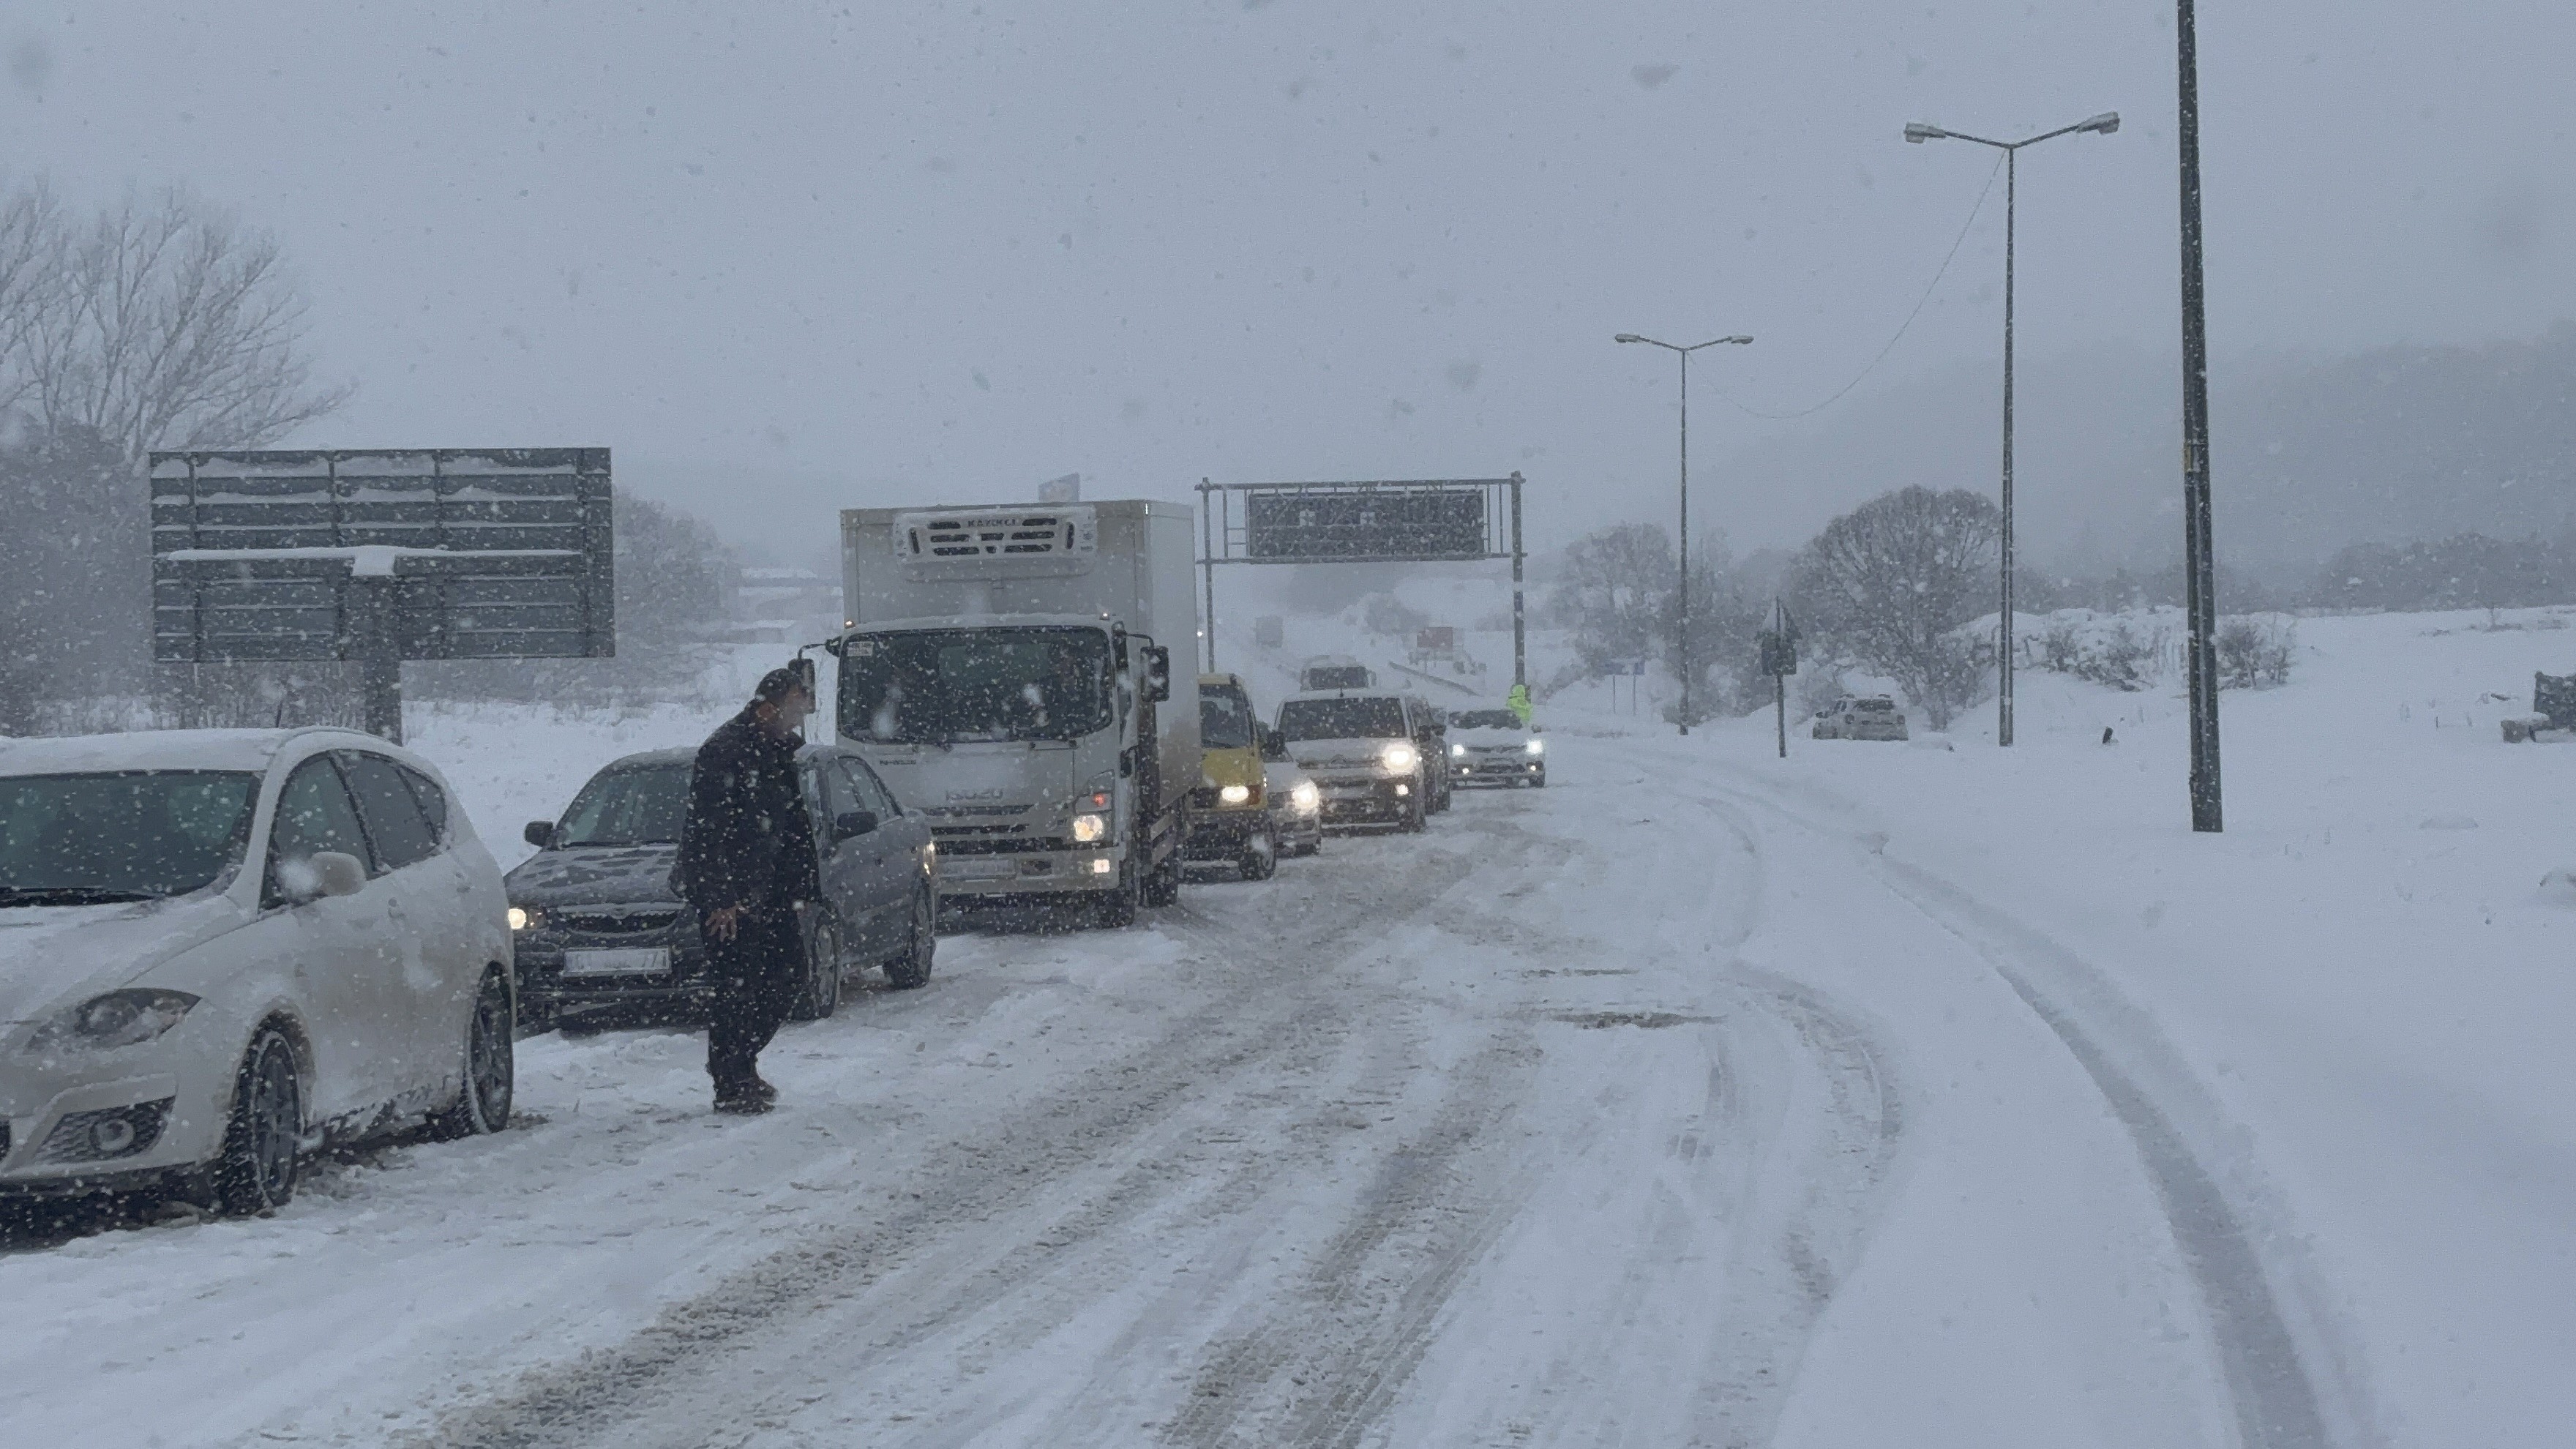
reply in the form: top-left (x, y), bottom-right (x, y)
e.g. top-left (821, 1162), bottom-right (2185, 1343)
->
top-left (505, 845), bottom-right (683, 909)
top-left (0, 894), bottom-right (244, 1024)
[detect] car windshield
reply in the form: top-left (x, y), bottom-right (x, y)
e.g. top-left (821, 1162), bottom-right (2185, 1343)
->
top-left (840, 626), bottom-right (1115, 744)
top-left (554, 763), bottom-right (691, 847)
top-left (0, 771), bottom-right (259, 904)
top-left (1200, 686), bottom-right (1258, 749)
top-left (1452, 710), bottom-right (1521, 730)
top-left (1278, 697), bottom-right (1407, 741)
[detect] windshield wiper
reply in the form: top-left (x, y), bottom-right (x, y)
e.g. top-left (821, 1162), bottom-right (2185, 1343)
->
top-left (0, 886), bottom-right (163, 907)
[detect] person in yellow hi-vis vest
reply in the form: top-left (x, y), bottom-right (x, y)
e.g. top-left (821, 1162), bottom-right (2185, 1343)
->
top-left (1506, 682), bottom-right (1532, 727)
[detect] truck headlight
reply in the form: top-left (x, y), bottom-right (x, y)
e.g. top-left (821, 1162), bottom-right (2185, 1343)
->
top-left (1071, 812), bottom-right (1107, 843)
top-left (1524, 738), bottom-right (1544, 755)
top-left (1379, 742), bottom-right (1418, 774)
top-left (28, 989), bottom-right (200, 1054)
top-left (1290, 781), bottom-right (1319, 815)
top-left (1217, 783), bottom-right (1251, 805)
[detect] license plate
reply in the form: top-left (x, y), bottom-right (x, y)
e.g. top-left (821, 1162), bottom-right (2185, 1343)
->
top-left (941, 858), bottom-right (1019, 882)
top-left (562, 947), bottom-right (672, 977)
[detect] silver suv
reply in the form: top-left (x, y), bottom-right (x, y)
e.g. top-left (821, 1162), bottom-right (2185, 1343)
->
top-left (1274, 691), bottom-right (1434, 832)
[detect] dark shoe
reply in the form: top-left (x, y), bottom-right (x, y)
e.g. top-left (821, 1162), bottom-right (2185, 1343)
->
top-left (749, 1076), bottom-right (779, 1104)
top-left (713, 1085), bottom-right (773, 1115)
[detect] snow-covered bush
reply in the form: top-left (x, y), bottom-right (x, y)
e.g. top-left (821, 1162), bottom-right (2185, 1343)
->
top-left (2217, 615), bottom-right (2297, 689)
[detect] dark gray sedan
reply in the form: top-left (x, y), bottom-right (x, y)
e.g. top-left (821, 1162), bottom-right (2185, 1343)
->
top-left (506, 744), bottom-right (938, 1030)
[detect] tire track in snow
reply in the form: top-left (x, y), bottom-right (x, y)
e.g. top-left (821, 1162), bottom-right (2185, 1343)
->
top-left (410, 823), bottom-right (1538, 1449)
top-left (1687, 766), bottom-right (2375, 1449)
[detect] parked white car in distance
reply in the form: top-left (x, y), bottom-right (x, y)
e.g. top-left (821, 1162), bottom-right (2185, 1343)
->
top-left (0, 728), bottom-right (515, 1211)
top-left (1810, 696), bottom-right (1911, 741)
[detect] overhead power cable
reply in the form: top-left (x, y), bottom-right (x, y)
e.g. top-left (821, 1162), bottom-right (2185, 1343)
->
top-left (1711, 151), bottom-right (2006, 421)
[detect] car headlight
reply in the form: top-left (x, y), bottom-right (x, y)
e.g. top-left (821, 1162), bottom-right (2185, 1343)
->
top-left (28, 989), bottom-right (200, 1054)
top-left (508, 905), bottom-right (544, 932)
top-left (1449, 743), bottom-right (1467, 757)
top-left (1218, 783), bottom-right (1251, 805)
top-left (1290, 781), bottom-right (1319, 814)
top-left (1379, 742), bottom-right (1418, 774)
top-left (1524, 738), bottom-right (1545, 755)
top-left (1071, 812), bottom-right (1107, 842)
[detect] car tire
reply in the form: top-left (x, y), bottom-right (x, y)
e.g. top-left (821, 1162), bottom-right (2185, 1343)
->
top-left (885, 886), bottom-right (937, 989)
top-left (430, 970), bottom-right (516, 1140)
top-left (1143, 842), bottom-right (1184, 907)
top-left (790, 918), bottom-right (843, 1020)
top-left (1096, 847), bottom-right (1143, 928)
top-left (1240, 829), bottom-right (1278, 881)
top-left (215, 1028), bottom-right (302, 1216)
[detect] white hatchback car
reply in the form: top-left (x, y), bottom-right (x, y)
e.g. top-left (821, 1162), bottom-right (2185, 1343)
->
top-left (0, 728), bottom-right (514, 1212)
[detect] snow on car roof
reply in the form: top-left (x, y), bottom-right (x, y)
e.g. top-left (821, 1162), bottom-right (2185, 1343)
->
top-left (0, 727), bottom-right (389, 776)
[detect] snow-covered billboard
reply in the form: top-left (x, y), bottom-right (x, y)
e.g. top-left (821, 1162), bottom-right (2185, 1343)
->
top-left (147, 448), bottom-right (615, 663)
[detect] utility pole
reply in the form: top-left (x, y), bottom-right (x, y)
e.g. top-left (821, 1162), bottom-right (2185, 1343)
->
top-left (2177, 0), bottom-right (2223, 830)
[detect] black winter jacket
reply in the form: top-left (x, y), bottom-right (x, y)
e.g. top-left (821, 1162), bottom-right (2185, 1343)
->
top-left (673, 707), bottom-right (820, 913)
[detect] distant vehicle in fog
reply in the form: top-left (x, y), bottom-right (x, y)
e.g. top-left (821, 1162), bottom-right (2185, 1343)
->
top-left (508, 744), bottom-right (937, 1030)
top-left (0, 729), bottom-right (513, 1213)
top-left (1299, 656), bottom-right (1375, 692)
top-left (1811, 696), bottom-right (1910, 741)
top-left (1448, 707), bottom-right (1546, 787)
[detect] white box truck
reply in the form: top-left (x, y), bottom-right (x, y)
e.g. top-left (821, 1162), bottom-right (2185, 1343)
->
top-left (829, 500), bottom-right (1199, 924)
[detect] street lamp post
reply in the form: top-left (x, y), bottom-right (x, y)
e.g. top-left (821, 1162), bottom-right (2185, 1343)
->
top-left (1906, 111), bottom-right (2119, 747)
top-left (1616, 332), bottom-right (1753, 735)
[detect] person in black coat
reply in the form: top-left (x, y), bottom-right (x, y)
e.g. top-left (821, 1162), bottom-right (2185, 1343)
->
top-left (675, 667), bottom-right (822, 1113)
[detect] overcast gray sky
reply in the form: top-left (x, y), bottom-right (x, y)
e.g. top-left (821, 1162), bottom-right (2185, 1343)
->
top-left (11, 1), bottom-right (2571, 560)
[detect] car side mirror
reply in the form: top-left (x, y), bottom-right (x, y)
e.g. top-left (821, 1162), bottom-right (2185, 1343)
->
top-left (523, 820), bottom-right (555, 850)
top-left (834, 808), bottom-right (879, 839)
top-left (1142, 643), bottom-right (1172, 704)
top-left (280, 850), bottom-right (367, 904)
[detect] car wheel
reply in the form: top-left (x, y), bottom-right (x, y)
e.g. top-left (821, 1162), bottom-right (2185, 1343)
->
top-left (790, 918), bottom-right (843, 1020)
top-left (215, 1029), bottom-right (302, 1216)
top-left (430, 969), bottom-right (516, 1140)
top-left (1142, 841), bottom-right (1184, 907)
top-left (885, 886), bottom-right (937, 989)
top-left (1096, 846), bottom-right (1143, 928)
top-left (1240, 829), bottom-right (1278, 881)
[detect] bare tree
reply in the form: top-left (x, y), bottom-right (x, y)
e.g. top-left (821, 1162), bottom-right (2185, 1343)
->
top-left (0, 181), bottom-right (66, 421)
top-left (15, 185), bottom-right (349, 459)
top-left (1789, 487), bottom-right (1999, 730)
top-left (1549, 523), bottom-right (1674, 677)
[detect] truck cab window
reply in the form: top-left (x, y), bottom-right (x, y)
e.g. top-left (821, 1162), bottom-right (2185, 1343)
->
top-left (839, 627), bottom-right (1114, 744)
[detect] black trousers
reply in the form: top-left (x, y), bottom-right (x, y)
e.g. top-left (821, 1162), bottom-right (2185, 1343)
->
top-left (704, 903), bottom-right (805, 1091)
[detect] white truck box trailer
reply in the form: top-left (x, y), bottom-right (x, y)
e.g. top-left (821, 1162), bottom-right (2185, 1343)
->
top-left (831, 500), bottom-right (1199, 924)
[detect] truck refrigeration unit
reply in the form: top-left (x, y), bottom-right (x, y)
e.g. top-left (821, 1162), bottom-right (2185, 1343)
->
top-left (831, 500), bottom-right (1199, 926)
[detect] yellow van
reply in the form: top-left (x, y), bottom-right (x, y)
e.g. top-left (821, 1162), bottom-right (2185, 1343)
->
top-left (1186, 673), bottom-right (1279, 880)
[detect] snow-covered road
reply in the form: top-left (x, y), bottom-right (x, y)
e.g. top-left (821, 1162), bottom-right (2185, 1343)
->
top-left (4, 732), bottom-right (2389, 1447)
